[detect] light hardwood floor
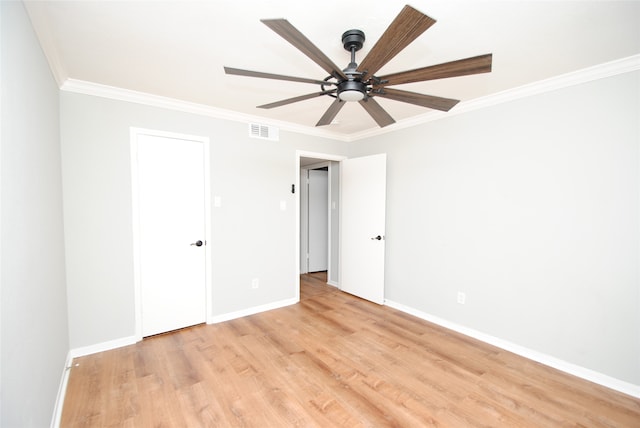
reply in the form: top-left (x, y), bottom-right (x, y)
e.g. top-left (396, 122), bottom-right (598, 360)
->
top-left (61, 272), bottom-right (640, 427)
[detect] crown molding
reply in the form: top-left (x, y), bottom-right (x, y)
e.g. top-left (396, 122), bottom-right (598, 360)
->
top-left (60, 54), bottom-right (639, 143)
top-left (60, 79), bottom-right (351, 142)
top-left (349, 54), bottom-right (640, 142)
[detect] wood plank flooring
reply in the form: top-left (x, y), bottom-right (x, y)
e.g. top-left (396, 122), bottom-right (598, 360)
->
top-left (61, 272), bottom-right (640, 427)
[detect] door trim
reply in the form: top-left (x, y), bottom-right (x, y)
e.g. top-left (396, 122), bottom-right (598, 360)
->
top-left (295, 151), bottom-right (346, 301)
top-left (130, 127), bottom-right (212, 341)
top-left (300, 160), bottom-right (330, 275)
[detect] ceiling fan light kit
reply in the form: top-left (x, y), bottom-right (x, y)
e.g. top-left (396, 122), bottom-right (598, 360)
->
top-left (224, 5), bottom-right (493, 128)
top-left (338, 81), bottom-right (366, 101)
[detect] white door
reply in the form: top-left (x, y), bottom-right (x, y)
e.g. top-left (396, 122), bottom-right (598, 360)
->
top-left (135, 133), bottom-right (207, 337)
top-left (308, 169), bottom-right (328, 272)
top-left (341, 154), bottom-right (387, 304)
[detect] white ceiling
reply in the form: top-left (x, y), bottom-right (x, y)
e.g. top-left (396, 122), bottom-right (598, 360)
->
top-left (24, 1), bottom-right (640, 137)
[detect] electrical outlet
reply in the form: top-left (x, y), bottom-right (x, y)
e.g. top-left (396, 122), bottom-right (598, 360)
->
top-left (457, 292), bottom-right (466, 305)
top-left (251, 278), bottom-right (259, 289)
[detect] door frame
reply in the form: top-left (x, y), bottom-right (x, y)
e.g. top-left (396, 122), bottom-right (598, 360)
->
top-left (130, 127), bottom-right (212, 341)
top-left (300, 160), bottom-right (330, 275)
top-left (295, 151), bottom-right (346, 301)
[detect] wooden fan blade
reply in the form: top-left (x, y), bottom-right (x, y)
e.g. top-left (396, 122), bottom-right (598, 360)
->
top-left (359, 98), bottom-right (395, 127)
top-left (258, 90), bottom-right (336, 109)
top-left (261, 19), bottom-right (347, 80)
top-left (224, 67), bottom-right (336, 86)
top-left (316, 99), bottom-right (346, 126)
top-left (378, 54), bottom-right (493, 86)
top-left (357, 5), bottom-right (436, 78)
top-left (374, 88), bottom-right (459, 111)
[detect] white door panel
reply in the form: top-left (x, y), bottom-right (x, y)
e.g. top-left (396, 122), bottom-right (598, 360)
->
top-left (136, 134), bottom-right (206, 336)
top-left (341, 154), bottom-right (386, 304)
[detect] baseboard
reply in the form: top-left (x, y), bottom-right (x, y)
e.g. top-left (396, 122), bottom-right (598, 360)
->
top-left (208, 297), bottom-right (298, 324)
top-left (69, 335), bottom-right (138, 359)
top-left (50, 336), bottom-right (138, 427)
top-left (384, 299), bottom-right (640, 399)
top-left (50, 351), bottom-right (73, 428)
top-left (65, 298), bottom-right (301, 358)
top-left (66, 298), bottom-right (300, 356)
top-left (327, 280), bottom-right (339, 287)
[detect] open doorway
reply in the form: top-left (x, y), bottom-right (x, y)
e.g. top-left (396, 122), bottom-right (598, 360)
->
top-left (296, 152), bottom-right (346, 298)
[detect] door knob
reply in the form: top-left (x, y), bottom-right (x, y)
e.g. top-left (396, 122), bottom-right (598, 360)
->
top-left (190, 240), bottom-right (203, 247)
top-left (371, 235), bottom-right (383, 241)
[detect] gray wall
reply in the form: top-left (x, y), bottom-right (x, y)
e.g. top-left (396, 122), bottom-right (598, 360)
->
top-left (1, 1), bottom-right (70, 426)
top-left (60, 92), bottom-right (348, 348)
top-left (349, 71), bottom-right (640, 385)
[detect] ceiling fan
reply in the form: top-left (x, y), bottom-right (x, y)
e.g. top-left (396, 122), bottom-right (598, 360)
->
top-left (224, 5), bottom-right (492, 128)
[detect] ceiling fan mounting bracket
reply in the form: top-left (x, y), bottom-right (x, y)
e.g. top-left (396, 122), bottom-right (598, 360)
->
top-left (342, 29), bottom-right (365, 52)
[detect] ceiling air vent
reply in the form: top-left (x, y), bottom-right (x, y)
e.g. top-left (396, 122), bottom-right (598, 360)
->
top-left (249, 123), bottom-right (279, 141)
